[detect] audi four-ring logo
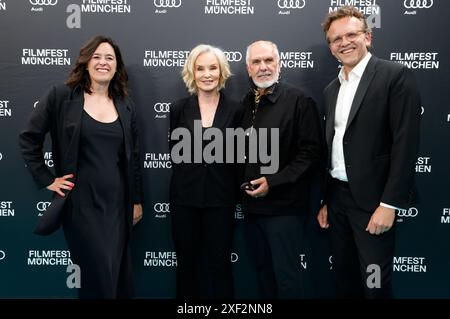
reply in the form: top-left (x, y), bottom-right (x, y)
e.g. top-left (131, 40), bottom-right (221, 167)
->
top-left (154, 0), bottom-right (182, 8)
top-left (0, 250), bottom-right (5, 261)
top-left (154, 103), bottom-right (171, 113)
top-left (29, 0), bottom-right (58, 5)
top-left (0, 153), bottom-right (2, 161)
top-left (404, 0), bottom-right (433, 9)
top-left (277, 0), bottom-right (306, 9)
top-left (224, 51), bottom-right (242, 62)
top-left (154, 203), bottom-right (170, 213)
top-left (397, 207), bottom-right (419, 217)
top-left (36, 201), bottom-right (51, 212)
top-left (34, 101), bottom-right (39, 108)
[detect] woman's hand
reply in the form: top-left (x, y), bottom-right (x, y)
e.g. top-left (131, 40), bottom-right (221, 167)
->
top-left (133, 204), bottom-right (143, 225)
top-left (46, 174), bottom-right (75, 197)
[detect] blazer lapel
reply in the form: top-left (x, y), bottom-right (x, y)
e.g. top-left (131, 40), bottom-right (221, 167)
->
top-left (211, 93), bottom-right (228, 130)
top-left (345, 56), bottom-right (377, 130)
top-left (62, 87), bottom-right (84, 174)
top-left (184, 95), bottom-right (201, 131)
top-left (115, 97), bottom-right (132, 161)
top-left (184, 93), bottom-right (228, 132)
top-left (325, 80), bottom-right (340, 148)
top-left (183, 95), bottom-right (202, 138)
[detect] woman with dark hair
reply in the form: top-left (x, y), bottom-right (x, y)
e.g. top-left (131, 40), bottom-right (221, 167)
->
top-left (19, 35), bottom-right (143, 298)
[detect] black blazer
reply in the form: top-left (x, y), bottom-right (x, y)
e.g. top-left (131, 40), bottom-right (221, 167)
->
top-left (324, 55), bottom-right (421, 212)
top-left (169, 93), bottom-right (243, 207)
top-left (19, 84), bottom-right (143, 226)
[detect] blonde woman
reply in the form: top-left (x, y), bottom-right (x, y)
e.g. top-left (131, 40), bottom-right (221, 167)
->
top-left (169, 44), bottom-right (242, 299)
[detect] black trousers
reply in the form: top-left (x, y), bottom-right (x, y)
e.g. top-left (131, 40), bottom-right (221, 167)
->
top-left (327, 178), bottom-right (396, 299)
top-left (171, 205), bottom-right (235, 299)
top-left (245, 213), bottom-right (306, 299)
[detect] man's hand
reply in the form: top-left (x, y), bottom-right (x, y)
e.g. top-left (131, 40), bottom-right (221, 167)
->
top-left (317, 205), bottom-right (329, 229)
top-left (245, 177), bottom-right (269, 198)
top-left (366, 206), bottom-right (395, 235)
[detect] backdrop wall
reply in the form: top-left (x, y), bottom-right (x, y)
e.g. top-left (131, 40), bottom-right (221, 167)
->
top-left (0, 0), bottom-right (449, 298)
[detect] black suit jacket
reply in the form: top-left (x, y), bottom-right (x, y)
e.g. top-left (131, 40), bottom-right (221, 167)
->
top-left (324, 55), bottom-right (421, 212)
top-left (19, 84), bottom-right (143, 226)
top-left (169, 93), bottom-right (243, 207)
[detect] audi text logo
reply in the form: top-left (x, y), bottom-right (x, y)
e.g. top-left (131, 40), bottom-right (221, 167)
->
top-left (277, 0), bottom-right (305, 9)
top-left (397, 207), bottom-right (419, 217)
top-left (224, 51), bottom-right (242, 62)
top-left (0, 250), bottom-right (5, 261)
top-left (154, 203), bottom-right (170, 213)
top-left (29, 0), bottom-right (58, 5)
top-left (154, 103), bottom-right (171, 113)
top-left (154, 0), bottom-right (182, 8)
top-left (404, 0), bottom-right (433, 9)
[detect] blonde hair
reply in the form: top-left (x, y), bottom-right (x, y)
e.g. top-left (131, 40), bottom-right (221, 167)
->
top-left (182, 44), bottom-right (231, 94)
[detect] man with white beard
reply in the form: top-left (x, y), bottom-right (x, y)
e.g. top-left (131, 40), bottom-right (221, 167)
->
top-left (240, 40), bottom-right (323, 298)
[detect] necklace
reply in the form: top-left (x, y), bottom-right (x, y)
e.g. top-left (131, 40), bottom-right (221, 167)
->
top-left (249, 89), bottom-right (262, 135)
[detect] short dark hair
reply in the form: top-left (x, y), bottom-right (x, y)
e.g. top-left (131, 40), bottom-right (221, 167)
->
top-left (66, 35), bottom-right (128, 98)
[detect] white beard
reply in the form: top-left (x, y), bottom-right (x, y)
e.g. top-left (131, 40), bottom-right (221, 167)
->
top-left (252, 70), bottom-right (279, 89)
top-left (253, 78), bottom-right (277, 89)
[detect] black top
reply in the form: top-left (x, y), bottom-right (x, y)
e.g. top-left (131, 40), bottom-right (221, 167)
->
top-left (71, 110), bottom-right (125, 211)
top-left (240, 82), bottom-right (324, 215)
top-left (169, 93), bottom-right (243, 207)
top-left (63, 110), bottom-right (128, 297)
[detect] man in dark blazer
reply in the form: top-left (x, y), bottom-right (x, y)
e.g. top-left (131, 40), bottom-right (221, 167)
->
top-left (317, 6), bottom-right (421, 298)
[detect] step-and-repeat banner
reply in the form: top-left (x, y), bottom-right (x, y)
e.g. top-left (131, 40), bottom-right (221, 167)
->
top-left (0, 0), bottom-right (449, 298)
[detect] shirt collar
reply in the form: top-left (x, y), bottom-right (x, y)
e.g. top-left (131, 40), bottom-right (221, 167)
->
top-left (249, 81), bottom-right (280, 104)
top-left (338, 52), bottom-right (372, 83)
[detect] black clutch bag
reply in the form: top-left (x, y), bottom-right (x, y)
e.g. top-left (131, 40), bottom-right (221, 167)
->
top-left (33, 193), bottom-right (68, 236)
